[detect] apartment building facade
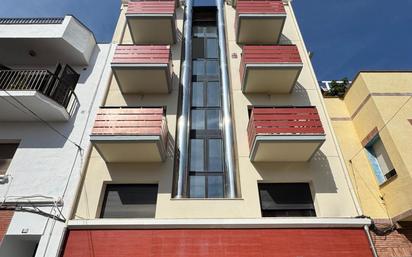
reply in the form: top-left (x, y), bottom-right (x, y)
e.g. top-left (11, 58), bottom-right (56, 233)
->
top-left (0, 16), bottom-right (113, 257)
top-left (59, 0), bottom-right (376, 256)
top-left (324, 71), bottom-right (412, 257)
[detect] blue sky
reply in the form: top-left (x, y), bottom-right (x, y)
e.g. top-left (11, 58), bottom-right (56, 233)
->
top-left (0, 0), bottom-right (120, 43)
top-left (1, 0), bottom-right (411, 80)
top-left (293, 0), bottom-right (412, 80)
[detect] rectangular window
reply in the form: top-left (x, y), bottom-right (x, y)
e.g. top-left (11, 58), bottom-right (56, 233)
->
top-left (258, 183), bottom-right (316, 217)
top-left (100, 184), bottom-right (158, 218)
top-left (0, 143), bottom-right (19, 175)
top-left (366, 136), bottom-right (397, 185)
top-left (187, 9), bottom-right (225, 198)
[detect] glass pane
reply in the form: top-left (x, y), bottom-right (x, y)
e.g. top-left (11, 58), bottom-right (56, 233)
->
top-left (206, 39), bottom-right (218, 58)
top-left (193, 26), bottom-right (205, 37)
top-left (190, 139), bottom-right (204, 171)
top-left (192, 82), bottom-right (204, 107)
top-left (190, 176), bottom-right (205, 198)
top-left (206, 60), bottom-right (219, 76)
top-left (207, 110), bottom-right (220, 129)
top-left (372, 138), bottom-right (394, 175)
top-left (193, 60), bottom-right (204, 75)
top-left (208, 176), bottom-right (223, 198)
top-left (191, 109), bottom-right (205, 130)
top-left (206, 26), bottom-right (217, 37)
top-left (101, 184), bottom-right (158, 218)
top-left (208, 139), bottom-right (223, 171)
top-left (207, 82), bottom-right (220, 107)
top-left (193, 38), bottom-right (205, 59)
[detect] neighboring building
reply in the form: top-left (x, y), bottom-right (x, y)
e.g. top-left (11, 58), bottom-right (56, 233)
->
top-left (323, 71), bottom-right (412, 256)
top-left (60, 0), bottom-right (376, 256)
top-left (319, 80), bottom-right (352, 92)
top-left (0, 16), bottom-right (113, 256)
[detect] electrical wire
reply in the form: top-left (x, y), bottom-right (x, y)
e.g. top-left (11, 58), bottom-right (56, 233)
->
top-left (348, 95), bottom-right (412, 162)
top-left (0, 88), bottom-right (83, 151)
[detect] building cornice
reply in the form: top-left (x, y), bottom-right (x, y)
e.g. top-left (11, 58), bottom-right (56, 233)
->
top-left (68, 218), bottom-right (371, 229)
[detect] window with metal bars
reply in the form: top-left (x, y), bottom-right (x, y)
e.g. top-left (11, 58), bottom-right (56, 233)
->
top-left (187, 9), bottom-right (225, 198)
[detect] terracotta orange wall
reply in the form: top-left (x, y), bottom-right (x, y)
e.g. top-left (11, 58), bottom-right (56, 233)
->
top-left (62, 229), bottom-right (373, 257)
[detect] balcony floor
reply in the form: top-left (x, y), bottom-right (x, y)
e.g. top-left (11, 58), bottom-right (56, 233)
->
top-left (250, 135), bottom-right (325, 162)
top-left (91, 135), bottom-right (167, 163)
top-left (0, 91), bottom-right (70, 121)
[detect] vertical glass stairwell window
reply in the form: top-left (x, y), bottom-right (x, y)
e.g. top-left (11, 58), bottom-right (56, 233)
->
top-left (188, 13), bottom-right (225, 198)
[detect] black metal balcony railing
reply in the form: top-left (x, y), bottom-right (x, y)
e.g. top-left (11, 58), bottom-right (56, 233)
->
top-left (0, 17), bottom-right (64, 25)
top-left (0, 65), bottom-right (79, 111)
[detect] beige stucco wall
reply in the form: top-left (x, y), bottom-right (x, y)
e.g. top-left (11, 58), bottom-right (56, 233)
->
top-left (74, 2), bottom-right (360, 220)
top-left (324, 72), bottom-right (412, 221)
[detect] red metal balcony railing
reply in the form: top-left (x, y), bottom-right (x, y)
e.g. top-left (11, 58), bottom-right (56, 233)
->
top-left (92, 107), bottom-right (168, 142)
top-left (240, 45), bottom-right (303, 93)
top-left (236, 1), bottom-right (285, 15)
top-left (247, 107), bottom-right (324, 149)
top-left (111, 45), bottom-right (172, 93)
top-left (126, 1), bottom-right (176, 15)
top-left (126, 1), bottom-right (176, 44)
top-left (112, 45), bottom-right (171, 65)
top-left (235, 1), bottom-right (286, 44)
top-left (240, 45), bottom-right (302, 79)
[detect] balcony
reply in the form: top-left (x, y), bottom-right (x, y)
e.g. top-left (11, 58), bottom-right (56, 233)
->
top-left (0, 65), bottom-right (79, 121)
top-left (0, 16), bottom-right (96, 66)
top-left (111, 45), bottom-right (172, 94)
top-left (248, 107), bottom-right (325, 162)
top-left (126, 1), bottom-right (176, 44)
top-left (240, 45), bottom-right (303, 93)
top-left (236, 1), bottom-right (286, 44)
top-left (91, 107), bottom-right (168, 162)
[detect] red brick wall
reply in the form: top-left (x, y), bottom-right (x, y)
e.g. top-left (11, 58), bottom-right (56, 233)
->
top-left (62, 228), bottom-right (373, 257)
top-left (0, 210), bottom-right (13, 243)
top-left (372, 228), bottom-right (412, 257)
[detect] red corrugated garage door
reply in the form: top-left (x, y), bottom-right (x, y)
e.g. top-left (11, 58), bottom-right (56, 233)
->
top-left (62, 228), bottom-right (373, 257)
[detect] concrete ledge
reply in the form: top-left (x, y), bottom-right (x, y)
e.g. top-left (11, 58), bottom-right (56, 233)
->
top-left (68, 218), bottom-right (371, 229)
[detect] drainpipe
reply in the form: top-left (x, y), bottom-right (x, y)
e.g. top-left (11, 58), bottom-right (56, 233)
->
top-left (216, 0), bottom-right (237, 198)
top-left (175, 0), bottom-right (193, 198)
top-left (364, 225), bottom-right (379, 257)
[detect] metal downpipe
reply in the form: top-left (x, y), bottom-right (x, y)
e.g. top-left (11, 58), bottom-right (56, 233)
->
top-left (216, 0), bottom-right (237, 198)
top-left (175, 0), bottom-right (193, 198)
top-left (364, 225), bottom-right (379, 257)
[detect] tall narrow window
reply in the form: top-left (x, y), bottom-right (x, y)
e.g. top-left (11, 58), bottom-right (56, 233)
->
top-left (0, 143), bottom-right (19, 175)
top-left (188, 9), bottom-right (225, 198)
top-left (365, 136), bottom-right (397, 185)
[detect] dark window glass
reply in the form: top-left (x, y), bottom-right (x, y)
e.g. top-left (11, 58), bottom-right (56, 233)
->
top-left (188, 14), bottom-right (225, 198)
top-left (206, 60), bottom-right (219, 75)
top-left (100, 184), bottom-right (158, 218)
top-left (208, 139), bottom-right (223, 171)
top-left (193, 26), bottom-right (205, 37)
top-left (191, 109), bottom-right (205, 130)
top-left (190, 139), bottom-right (204, 171)
top-left (206, 110), bottom-right (220, 129)
top-left (193, 60), bottom-right (204, 75)
top-left (190, 176), bottom-right (206, 198)
top-left (192, 82), bottom-right (204, 107)
top-left (258, 183), bottom-right (316, 217)
top-left (207, 82), bottom-right (220, 107)
top-left (206, 39), bottom-right (218, 58)
top-left (205, 27), bottom-right (217, 37)
top-left (0, 143), bottom-right (19, 175)
top-left (208, 176), bottom-right (224, 198)
top-left (193, 38), bottom-right (205, 58)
